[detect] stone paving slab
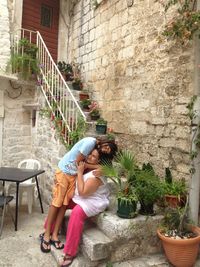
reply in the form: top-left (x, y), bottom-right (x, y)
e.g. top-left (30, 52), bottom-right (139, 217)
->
top-left (0, 202), bottom-right (57, 267)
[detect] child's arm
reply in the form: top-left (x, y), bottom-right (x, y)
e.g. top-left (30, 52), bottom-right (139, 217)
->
top-left (76, 161), bottom-right (102, 196)
top-left (76, 153), bottom-right (101, 170)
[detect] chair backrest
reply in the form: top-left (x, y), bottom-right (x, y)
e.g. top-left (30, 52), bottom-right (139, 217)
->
top-left (18, 159), bottom-right (41, 184)
top-left (18, 159), bottom-right (41, 170)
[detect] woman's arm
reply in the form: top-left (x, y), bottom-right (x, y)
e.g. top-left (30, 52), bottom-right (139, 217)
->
top-left (77, 162), bottom-right (103, 197)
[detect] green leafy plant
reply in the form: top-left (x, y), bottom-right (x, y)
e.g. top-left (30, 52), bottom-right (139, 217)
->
top-left (106, 132), bottom-right (116, 142)
top-left (57, 61), bottom-right (74, 81)
top-left (102, 150), bottom-right (138, 201)
top-left (163, 178), bottom-right (187, 197)
top-left (68, 116), bottom-right (86, 149)
top-left (160, 0), bottom-right (200, 44)
top-left (134, 168), bottom-right (164, 206)
top-left (186, 95), bottom-right (200, 175)
top-left (96, 118), bottom-right (107, 125)
top-left (9, 38), bottom-right (39, 80)
top-left (159, 197), bottom-right (195, 238)
top-left (90, 109), bottom-right (100, 116)
top-left (80, 99), bottom-right (92, 110)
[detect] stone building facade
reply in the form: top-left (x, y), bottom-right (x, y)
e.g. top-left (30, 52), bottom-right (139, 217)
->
top-left (67, 0), bottom-right (194, 180)
top-left (0, 0), bottom-right (196, 202)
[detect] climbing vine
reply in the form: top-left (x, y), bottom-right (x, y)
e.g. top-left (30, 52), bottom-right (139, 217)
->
top-left (160, 0), bottom-right (200, 44)
top-left (186, 95), bottom-right (200, 173)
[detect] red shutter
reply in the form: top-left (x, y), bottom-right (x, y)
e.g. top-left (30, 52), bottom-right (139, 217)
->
top-left (22, 0), bottom-right (59, 61)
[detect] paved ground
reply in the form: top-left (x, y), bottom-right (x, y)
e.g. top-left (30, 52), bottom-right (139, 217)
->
top-left (1, 200), bottom-right (200, 267)
top-left (0, 201), bottom-right (57, 267)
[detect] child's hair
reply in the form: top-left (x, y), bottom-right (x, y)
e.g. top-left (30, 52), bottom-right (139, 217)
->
top-left (107, 142), bottom-right (118, 158)
top-left (96, 136), bottom-right (114, 145)
top-left (97, 143), bottom-right (118, 166)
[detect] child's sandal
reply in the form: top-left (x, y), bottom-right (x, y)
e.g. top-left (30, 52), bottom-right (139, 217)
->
top-left (40, 238), bottom-right (51, 253)
top-left (51, 239), bottom-right (64, 249)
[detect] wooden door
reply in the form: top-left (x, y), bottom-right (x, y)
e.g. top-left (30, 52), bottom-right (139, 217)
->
top-left (22, 0), bottom-right (59, 61)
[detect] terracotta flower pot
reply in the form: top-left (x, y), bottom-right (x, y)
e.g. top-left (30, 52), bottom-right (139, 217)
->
top-left (79, 92), bottom-right (89, 100)
top-left (157, 226), bottom-right (200, 267)
top-left (165, 194), bottom-right (186, 208)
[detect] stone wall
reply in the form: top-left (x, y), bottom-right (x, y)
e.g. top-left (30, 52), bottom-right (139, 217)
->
top-left (0, 0), bottom-right (11, 72)
top-left (1, 79), bottom-right (66, 204)
top-left (1, 78), bottom-right (36, 166)
top-left (32, 93), bottom-right (67, 203)
top-left (68, 0), bottom-right (194, 179)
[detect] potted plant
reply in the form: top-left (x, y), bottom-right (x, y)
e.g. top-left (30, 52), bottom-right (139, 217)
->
top-left (72, 78), bottom-right (83, 90)
top-left (89, 101), bottom-right (100, 120)
top-left (134, 163), bottom-right (164, 215)
top-left (71, 62), bottom-right (83, 90)
top-left (102, 150), bottom-right (138, 218)
top-left (163, 168), bottom-right (187, 208)
top-left (10, 38), bottom-right (39, 80)
top-left (57, 61), bottom-right (74, 81)
top-left (80, 99), bottom-right (92, 112)
top-left (79, 90), bottom-right (90, 101)
top-left (157, 198), bottom-right (200, 267)
top-left (96, 118), bottom-right (107, 134)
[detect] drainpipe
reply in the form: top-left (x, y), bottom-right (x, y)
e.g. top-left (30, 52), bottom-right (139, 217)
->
top-left (189, 0), bottom-right (200, 224)
top-left (0, 91), bottom-right (4, 167)
top-left (189, 98), bottom-right (200, 224)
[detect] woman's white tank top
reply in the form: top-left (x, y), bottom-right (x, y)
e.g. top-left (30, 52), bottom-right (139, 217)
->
top-left (72, 170), bottom-right (110, 217)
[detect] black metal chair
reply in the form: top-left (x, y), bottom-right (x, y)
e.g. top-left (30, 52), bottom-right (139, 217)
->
top-left (0, 194), bottom-right (14, 238)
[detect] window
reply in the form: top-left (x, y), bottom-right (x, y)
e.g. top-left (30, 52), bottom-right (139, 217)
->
top-left (41, 5), bottom-right (52, 28)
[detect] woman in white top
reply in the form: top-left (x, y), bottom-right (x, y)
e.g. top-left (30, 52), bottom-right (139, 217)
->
top-left (60, 148), bottom-right (116, 267)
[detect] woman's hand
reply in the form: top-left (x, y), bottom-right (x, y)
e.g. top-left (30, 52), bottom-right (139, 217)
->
top-left (77, 161), bottom-right (85, 174)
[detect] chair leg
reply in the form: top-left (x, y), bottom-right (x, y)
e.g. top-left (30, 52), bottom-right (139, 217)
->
top-left (27, 187), bottom-right (34, 214)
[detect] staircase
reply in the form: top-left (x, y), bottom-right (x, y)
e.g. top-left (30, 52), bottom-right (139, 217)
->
top-left (10, 28), bottom-right (87, 147)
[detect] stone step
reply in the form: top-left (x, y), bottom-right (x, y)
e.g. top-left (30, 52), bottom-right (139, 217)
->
top-left (81, 225), bottom-right (113, 261)
top-left (90, 210), bottom-right (163, 262)
top-left (60, 209), bottom-right (163, 263)
top-left (60, 215), bottom-right (113, 262)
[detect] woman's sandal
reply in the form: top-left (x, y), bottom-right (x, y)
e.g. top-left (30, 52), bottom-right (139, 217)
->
top-left (60, 255), bottom-right (74, 267)
top-left (51, 239), bottom-right (64, 250)
top-left (40, 238), bottom-right (51, 253)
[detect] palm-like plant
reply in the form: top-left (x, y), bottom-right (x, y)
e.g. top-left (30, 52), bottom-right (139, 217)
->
top-left (102, 150), bottom-right (138, 199)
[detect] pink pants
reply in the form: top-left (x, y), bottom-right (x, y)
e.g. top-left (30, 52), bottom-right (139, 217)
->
top-left (44, 200), bottom-right (88, 257)
top-left (63, 200), bottom-right (88, 256)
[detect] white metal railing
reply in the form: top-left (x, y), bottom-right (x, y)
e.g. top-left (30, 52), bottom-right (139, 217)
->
top-left (10, 28), bottom-right (86, 146)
